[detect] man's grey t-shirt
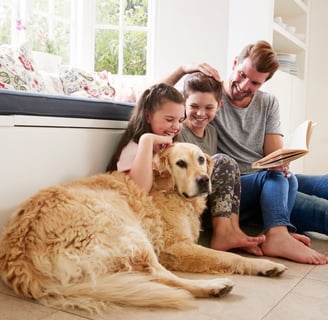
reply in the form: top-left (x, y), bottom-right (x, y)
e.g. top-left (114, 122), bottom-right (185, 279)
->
top-left (211, 90), bottom-right (283, 174)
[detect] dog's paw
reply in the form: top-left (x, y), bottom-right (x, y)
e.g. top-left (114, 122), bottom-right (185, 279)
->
top-left (256, 260), bottom-right (287, 277)
top-left (206, 278), bottom-right (234, 297)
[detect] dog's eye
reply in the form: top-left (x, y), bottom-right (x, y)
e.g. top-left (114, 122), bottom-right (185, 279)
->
top-left (176, 160), bottom-right (187, 168)
top-left (198, 156), bottom-right (205, 165)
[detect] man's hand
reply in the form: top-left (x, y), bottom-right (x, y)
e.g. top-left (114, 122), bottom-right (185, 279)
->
top-left (182, 63), bottom-right (221, 82)
top-left (268, 164), bottom-right (291, 178)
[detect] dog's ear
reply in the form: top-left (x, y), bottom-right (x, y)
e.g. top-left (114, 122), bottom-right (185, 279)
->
top-left (152, 150), bottom-right (170, 175)
top-left (152, 150), bottom-right (175, 192)
top-left (205, 153), bottom-right (213, 177)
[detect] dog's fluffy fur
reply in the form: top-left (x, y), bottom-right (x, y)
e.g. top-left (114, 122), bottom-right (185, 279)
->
top-left (0, 143), bottom-right (286, 314)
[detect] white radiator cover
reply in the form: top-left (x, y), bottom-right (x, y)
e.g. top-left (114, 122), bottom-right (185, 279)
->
top-left (0, 115), bottom-right (127, 231)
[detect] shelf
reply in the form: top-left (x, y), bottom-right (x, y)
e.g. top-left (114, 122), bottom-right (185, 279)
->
top-left (274, 0), bottom-right (308, 17)
top-left (273, 23), bottom-right (306, 52)
top-left (273, 0), bottom-right (309, 79)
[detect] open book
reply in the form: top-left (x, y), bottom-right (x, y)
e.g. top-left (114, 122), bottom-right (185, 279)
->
top-left (251, 120), bottom-right (315, 169)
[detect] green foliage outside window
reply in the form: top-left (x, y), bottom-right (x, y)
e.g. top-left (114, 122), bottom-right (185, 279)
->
top-left (25, 0), bottom-right (70, 63)
top-left (0, 0), bottom-right (149, 76)
top-left (125, 0), bottom-right (148, 26)
top-left (96, 0), bottom-right (120, 24)
top-left (0, 3), bottom-right (11, 44)
top-left (26, 16), bottom-right (70, 60)
top-left (95, 30), bottom-right (120, 74)
top-left (123, 31), bottom-right (147, 75)
top-left (95, 0), bottom-right (149, 75)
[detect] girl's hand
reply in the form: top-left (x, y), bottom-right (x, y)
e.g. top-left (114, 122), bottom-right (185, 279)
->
top-left (151, 134), bottom-right (174, 153)
top-left (139, 133), bottom-right (173, 153)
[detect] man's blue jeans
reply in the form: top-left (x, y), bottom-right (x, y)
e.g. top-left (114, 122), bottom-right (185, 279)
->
top-left (240, 171), bottom-right (298, 232)
top-left (291, 174), bottom-right (328, 234)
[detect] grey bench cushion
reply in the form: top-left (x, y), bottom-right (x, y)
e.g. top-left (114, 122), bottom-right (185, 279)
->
top-left (0, 89), bottom-right (134, 121)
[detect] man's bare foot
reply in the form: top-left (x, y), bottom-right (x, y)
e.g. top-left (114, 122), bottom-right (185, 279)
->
top-left (210, 216), bottom-right (265, 255)
top-left (261, 226), bottom-right (328, 265)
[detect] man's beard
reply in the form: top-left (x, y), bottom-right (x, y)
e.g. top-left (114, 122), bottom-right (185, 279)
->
top-left (230, 81), bottom-right (252, 101)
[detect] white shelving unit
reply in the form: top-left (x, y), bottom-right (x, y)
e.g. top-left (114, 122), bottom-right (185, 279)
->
top-left (273, 0), bottom-right (309, 78)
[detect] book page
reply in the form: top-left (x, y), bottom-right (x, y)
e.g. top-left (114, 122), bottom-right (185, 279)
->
top-left (284, 120), bottom-right (313, 150)
top-left (251, 120), bottom-right (315, 169)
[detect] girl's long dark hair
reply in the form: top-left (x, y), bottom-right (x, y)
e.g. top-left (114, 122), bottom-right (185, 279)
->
top-left (107, 83), bottom-right (185, 171)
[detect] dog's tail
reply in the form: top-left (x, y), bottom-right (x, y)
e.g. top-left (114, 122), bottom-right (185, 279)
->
top-left (38, 272), bottom-right (194, 314)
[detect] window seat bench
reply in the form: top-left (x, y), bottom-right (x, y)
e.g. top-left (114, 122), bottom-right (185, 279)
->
top-left (0, 89), bottom-right (134, 231)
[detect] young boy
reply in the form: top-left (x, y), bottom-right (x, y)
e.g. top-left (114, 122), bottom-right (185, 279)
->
top-left (176, 72), bottom-right (265, 255)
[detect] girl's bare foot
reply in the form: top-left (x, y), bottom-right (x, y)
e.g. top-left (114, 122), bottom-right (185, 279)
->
top-left (210, 216), bottom-right (265, 255)
top-left (239, 243), bottom-right (264, 256)
top-left (290, 233), bottom-right (311, 247)
top-left (261, 226), bottom-right (328, 265)
top-left (211, 232), bottom-right (265, 255)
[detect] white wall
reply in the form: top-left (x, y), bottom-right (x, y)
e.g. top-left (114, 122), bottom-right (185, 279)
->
top-left (226, 0), bottom-right (273, 76)
top-left (151, 0), bottom-right (229, 81)
top-left (305, 0), bottom-right (328, 174)
top-left (151, 0), bottom-right (273, 80)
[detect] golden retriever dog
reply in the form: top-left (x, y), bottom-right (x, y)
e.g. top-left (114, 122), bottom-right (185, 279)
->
top-left (0, 143), bottom-right (286, 314)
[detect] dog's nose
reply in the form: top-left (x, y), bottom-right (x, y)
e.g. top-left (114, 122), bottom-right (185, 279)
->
top-left (196, 175), bottom-right (210, 193)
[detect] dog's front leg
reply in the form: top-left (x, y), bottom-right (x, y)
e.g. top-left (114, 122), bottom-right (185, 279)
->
top-left (150, 261), bottom-right (234, 298)
top-left (159, 242), bottom-right (286, 277)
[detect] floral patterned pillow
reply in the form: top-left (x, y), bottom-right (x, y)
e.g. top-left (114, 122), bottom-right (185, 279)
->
top-left (0, 44), bottom-right (45, 92)
top-left (40, 71), bottom-right (65, 95)
top-left (59, 67), bottom-right (115, 100)
top-left (0, 81), bottom-right (15, 90)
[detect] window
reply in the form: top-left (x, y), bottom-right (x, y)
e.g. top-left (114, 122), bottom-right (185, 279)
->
top-left (26, 0), bottom-right (71, 64)
top-left (0, 1), bottom-right (11, 45)
top-left (0, 0), bottom-right (151, 76)
top-left (95, 0), bottom-right (149, 75)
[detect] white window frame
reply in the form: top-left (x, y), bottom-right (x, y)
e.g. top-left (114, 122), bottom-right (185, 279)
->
top-left (73, 0), bottom-right (154, 77)
top-left (2, 0), bottom-right (154, 77)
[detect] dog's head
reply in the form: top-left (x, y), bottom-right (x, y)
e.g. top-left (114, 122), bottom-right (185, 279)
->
top-left (152, 143), bottom-right (213, 198)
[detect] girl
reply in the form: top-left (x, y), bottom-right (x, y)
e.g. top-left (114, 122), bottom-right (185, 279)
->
top-left (107, 83), bottom-right (185, 193)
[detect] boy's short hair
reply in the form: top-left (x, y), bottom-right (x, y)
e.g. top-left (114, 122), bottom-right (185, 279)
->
top-left (183, 72), bottom-right (222, 102)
